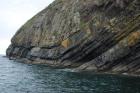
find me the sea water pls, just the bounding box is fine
[0,55,140,93]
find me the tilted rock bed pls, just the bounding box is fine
[7,0,140,75]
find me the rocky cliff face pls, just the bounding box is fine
[7,0,140,75]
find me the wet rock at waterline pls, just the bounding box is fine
[6,0,140,75]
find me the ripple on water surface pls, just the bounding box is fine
[0,56,140,93]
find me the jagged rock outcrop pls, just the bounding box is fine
[6,0,140,75]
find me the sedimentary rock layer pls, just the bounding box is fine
[7,0,140,75]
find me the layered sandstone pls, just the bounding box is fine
[7,0,140,75]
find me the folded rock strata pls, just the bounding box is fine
[6,0,140,75]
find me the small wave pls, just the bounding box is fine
[58,68,77,73]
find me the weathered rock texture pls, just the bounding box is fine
[7,0,140,75]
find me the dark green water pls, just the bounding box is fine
[0,56,140,93]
